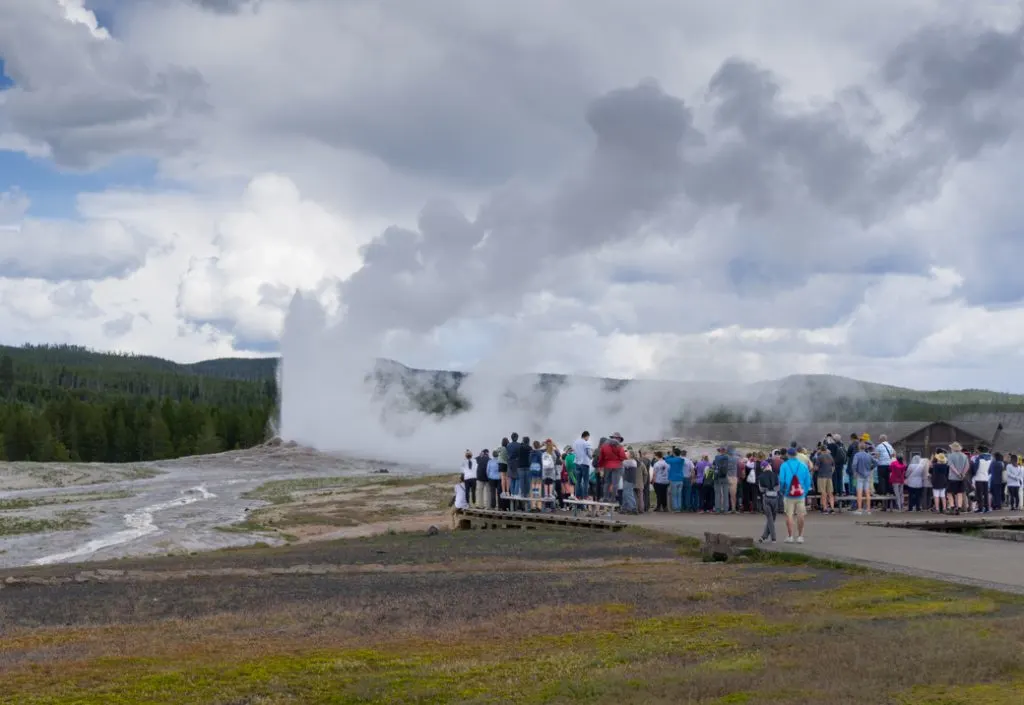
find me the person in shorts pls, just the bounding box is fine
[929,450,950,513]
[946,442,969,515]
[778,447,812,543]
[814,450,836,514]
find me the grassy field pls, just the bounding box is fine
[0,510,90,537]
[0,529,1021,704]
[0,490,135,511]
[217,473,454,538]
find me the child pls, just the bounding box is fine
[757,459,780,543]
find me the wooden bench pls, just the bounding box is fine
[825,495,897,511]
[499,493,557,512]
[563,498,618,521]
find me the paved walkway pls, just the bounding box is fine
[624,510,1024,594]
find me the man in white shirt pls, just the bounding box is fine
[875,434,896,500]
[572,431,593,500]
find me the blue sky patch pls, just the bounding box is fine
[0,59,14,90]
[0,151,160,219]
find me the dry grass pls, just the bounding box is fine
[0,529,1022,704]
[221,473,454,538]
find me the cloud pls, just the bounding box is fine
[101,311,134,338]
[0,0,207,168]
[0,191,150,280]
[3,0,1024,402]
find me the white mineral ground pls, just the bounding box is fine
[0,437,758,569]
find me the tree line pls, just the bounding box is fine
[0,345,276,463]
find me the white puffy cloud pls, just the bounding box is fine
[2,0,1024,391]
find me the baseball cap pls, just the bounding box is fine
[787,447,797,456]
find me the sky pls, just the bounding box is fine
[2,0,1024,390]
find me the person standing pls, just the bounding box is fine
[827,433,847,497]
[682,450,698,511]
[905,454,925,512]
[572,431,593,501]
[486,450,501,509]
[1006,454,1022,511]
[929,451,950,513]
[652,451,670,511]
[990,452,1006,511]
[846,433,860,497]
[666,448,685,512]
[621,450,639,514]
[851,442,874,515]
[757,458,780,543]
[712,447,732,514]
[972,446,993,514]
[875,435,895,502]
[778,447,812,543]
[599,433,627,506]
[946,442,970,516]
[517,436,532,503]
[475,449,490,508]
[497,438,511,508]
[506,433,522,501]
[726,445,741,512]
[888,455,907,512]
[462,450,477,506]
[814,449,836,514]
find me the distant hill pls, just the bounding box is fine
[0,345,278,384]
[6,345,1024,426]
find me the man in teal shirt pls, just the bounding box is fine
[778,447,812,544]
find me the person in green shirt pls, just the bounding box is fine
[563,446,577,498]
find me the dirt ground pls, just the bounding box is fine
[0,528,1021,705]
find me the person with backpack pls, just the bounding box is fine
[518,435,533,503]
[778,447,812,543]
[846,433,860,497]
[475,449,490,508]
[712,446,732,514]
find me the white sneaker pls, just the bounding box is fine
[796,536,804,544]
[852,510,862,515]
[784,537,795,543]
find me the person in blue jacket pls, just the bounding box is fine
[665,448,686,512]
[778,447,813,544]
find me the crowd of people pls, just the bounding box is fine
[453,429,1024,543]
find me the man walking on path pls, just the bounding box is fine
[778,447,812,543]
[572,431,593,500]
[757,459,780,543]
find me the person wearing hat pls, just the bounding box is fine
[778,447,812,543]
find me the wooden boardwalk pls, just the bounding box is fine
[453,508,625,532]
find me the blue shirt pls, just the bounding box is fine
[778,458,812,499]
[486,458,501,481]
[665,456,685,482]
[851,451,873,479]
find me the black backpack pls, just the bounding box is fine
[834,444,848,467]
[714,455,731,480]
